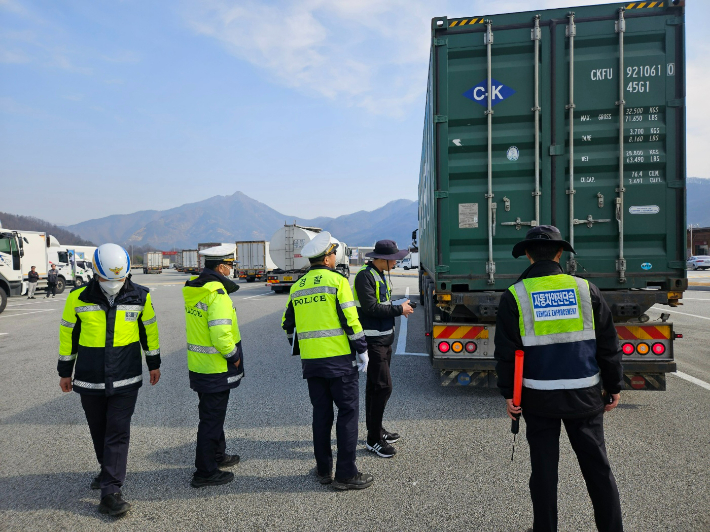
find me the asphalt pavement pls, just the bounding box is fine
[0,270,708,531]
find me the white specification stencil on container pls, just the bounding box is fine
[459,203,478,228]
[629,205,660,215]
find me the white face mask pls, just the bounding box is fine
[100,279,125,296]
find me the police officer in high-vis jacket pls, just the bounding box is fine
[281,232,373,490]
[57,243,161,517]
[183,245,244,488]
[494,226,623,532]
[353,240,413,458]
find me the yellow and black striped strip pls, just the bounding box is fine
[449,17,484,27]
[625,2,665,8]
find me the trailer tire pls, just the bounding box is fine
[247,278,255,283]
[56,277,66,294]
[0,286,7,314]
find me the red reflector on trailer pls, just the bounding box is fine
[652,342,666,355]
[465,342,477,353]
[630,376,646,389]
[438,341,450,353]
[622,343,635,355]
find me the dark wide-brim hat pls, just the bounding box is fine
[366,240,409,260]
[512,225,576,258]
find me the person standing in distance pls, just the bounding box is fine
[57,243,161,517]
[27,265,39,298]
[46,263,59,298]
[183,245,244,488]
[282,232,373,490]
[494,225,623,532]
[353,240,413,458]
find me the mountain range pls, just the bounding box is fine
[66,192,418,250]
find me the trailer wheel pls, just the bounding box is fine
[0,286,7,314]
[56,277,66,294]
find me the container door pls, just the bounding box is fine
[552,11,685,289]
[437,21,551,290]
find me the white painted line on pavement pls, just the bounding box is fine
[672,371,710,392]
[656,308,710,321]
[395,287,427,357]
[0,309,55,318]
[0,333,8,336]
[242,292,273,300]
[6,299,67,308]
[682,298,710,301]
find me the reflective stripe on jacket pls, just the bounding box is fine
[183,270,244,392]
[57,277,160,395]
[282,267,366,360]
[509,274,599,390]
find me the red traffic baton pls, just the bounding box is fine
[511,349,524,434]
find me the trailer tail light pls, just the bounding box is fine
[451,341,463,353]
[438,341,450,353]
[465,342,477,353]
[652,343,666,355]
[636,343,650,355]
[622,343,635,355]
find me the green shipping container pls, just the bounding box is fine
[418,1,685,388]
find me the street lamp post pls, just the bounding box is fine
[688,224,699,257]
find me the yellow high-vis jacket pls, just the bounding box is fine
[57,277,160,396]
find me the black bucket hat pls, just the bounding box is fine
[512,225,576,258]
[366,240,409,260]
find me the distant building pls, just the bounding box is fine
[687,227,710,256]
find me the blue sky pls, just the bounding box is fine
[1,0,707,225]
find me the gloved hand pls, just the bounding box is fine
[356,350,369,373]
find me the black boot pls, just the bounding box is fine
[98,492,131,516]
[216,454,240,468]
[332,472,374,490]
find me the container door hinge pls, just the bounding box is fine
[549,144,565,156]
[667,98,685,108]
[435,191,449,199]
[434,38,447,46]
[434,115,448,123]
[666,17,682,26]
[668,261,685,269]
[436,265,450,273]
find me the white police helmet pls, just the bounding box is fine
[93,243,131,280]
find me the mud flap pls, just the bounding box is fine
[623,373,667,391]
[440,370,496,387]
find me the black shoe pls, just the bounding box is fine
[90,473,101,490]
[311,467,332,485]
[332,472,374,490]
[217,454,240,468]
[366,438,396,458]
[98,492,131,516]
[191,470,234,488]
[383,429,400,444]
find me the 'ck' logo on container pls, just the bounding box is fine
[463,78,516,107]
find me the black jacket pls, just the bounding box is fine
[57,276,161,396]
[494,260,623,419]
[47,269,58,283]
[28,270,39,283]
[354,262,403,346]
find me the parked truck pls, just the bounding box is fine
[419,1,685,390]
[65,246,97,287]
[182,249,199,274]
[267,224,350,293]
[198,242,233,271]
[0,228,72,312]
[236,241,277,282]
[143,251,163,274]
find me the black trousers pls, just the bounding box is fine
[524,411,623,532]
[365,344,393,441]
[80,391,138,498]
[195,390,230,477]
[307,372,359,480]
[46,282,56,296]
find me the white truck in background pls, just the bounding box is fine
[267,224,350,293]
[65,245,97,287]
[235,241,276,282]
[0,227,73,312]
[198,243,234,271]
[181,249,199,274]
[144,251,163,274]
